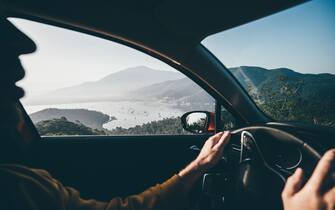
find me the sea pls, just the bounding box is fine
[23,101,184,130]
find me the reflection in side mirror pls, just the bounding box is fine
[181,111,215,134]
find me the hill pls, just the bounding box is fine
[229,66,335,125]
[108,117,190,135]
[129,66,334,111]
[35,117,107,136]
[129,77,215,111]
[30,108,112,129]
[35,116,189,136]
[26,66,183,104]
[229,66,335,98]
[127,66,334,126]
[27,65,334,107]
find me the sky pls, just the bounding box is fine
[202,0,335,74]
[9,0,335,98]
[10,18,176,96]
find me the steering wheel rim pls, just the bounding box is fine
[221,126,322,210]
[230,125,321,160]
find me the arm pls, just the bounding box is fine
[66,131,231,210]
[1,132,230,210]
[282,149,335,210]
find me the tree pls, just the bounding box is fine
[247,75,335,127]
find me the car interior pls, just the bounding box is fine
[1,0,335,210]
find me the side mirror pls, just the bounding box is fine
[181,111,215,134]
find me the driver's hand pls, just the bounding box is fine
[179,131,231,178]
[282,149,335,210]
[178,132,231,192]
[194,131,231,171]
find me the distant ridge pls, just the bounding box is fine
[52,66,183,96]
[25,66,183,105]
[229,66,335,98]
[127,66,334,114]
[25,65,334,107]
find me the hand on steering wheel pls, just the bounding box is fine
[194,131,231,171]
[179,128,327,210]
[282,149,335,210]
[179,131,231,178]
[178,131,231,192]
[193,127,323,210]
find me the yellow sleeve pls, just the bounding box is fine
[63,174,190,210]
[105,175,190,210]
[1,165,190,210]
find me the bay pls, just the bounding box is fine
[24,101,184,130]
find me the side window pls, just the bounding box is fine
[10,18,229,136]
[221,106,236,130]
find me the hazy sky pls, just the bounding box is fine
[10,0,335,98]
[202,0,335,74]
[10,18,175,96]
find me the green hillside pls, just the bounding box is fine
[35,117,190,136]
[35,117,107,136]
[31,108,112,129]
[108,117,190,135]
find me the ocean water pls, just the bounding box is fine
[24,101,184,130]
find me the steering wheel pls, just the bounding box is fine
[201,126,321,210]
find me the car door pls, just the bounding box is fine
[11,17,238,201]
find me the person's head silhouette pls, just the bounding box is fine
[0,10,36,101]
[0,7,37,163]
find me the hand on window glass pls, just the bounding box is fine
[282,149,335,210]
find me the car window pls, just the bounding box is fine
[221,106,236,130]
[9,18,231,136]
[202,0,335,127]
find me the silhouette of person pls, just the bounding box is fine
[0,13,37,164]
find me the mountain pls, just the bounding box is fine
[129,77,215,110]
[229,66,303,92]
[128,66,334,118]
[30,108,112,129]
[227,66,335,125]
[26,66,183,104]
[27,65,334,128]
[132,65,335,102]
[52,66,183,97]
[229,66,335,99]
[26,65,334,115]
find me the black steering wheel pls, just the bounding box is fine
[201,126,321,210]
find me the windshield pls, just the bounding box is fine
[202,0,335,127]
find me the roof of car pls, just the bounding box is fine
[4,0,307,44]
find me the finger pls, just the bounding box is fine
[208,132,224,143]
[325,186,335,199]
[213,131,231,151]
[324,186,335,209]
[282,168,304,199]
[305,149,335,193]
